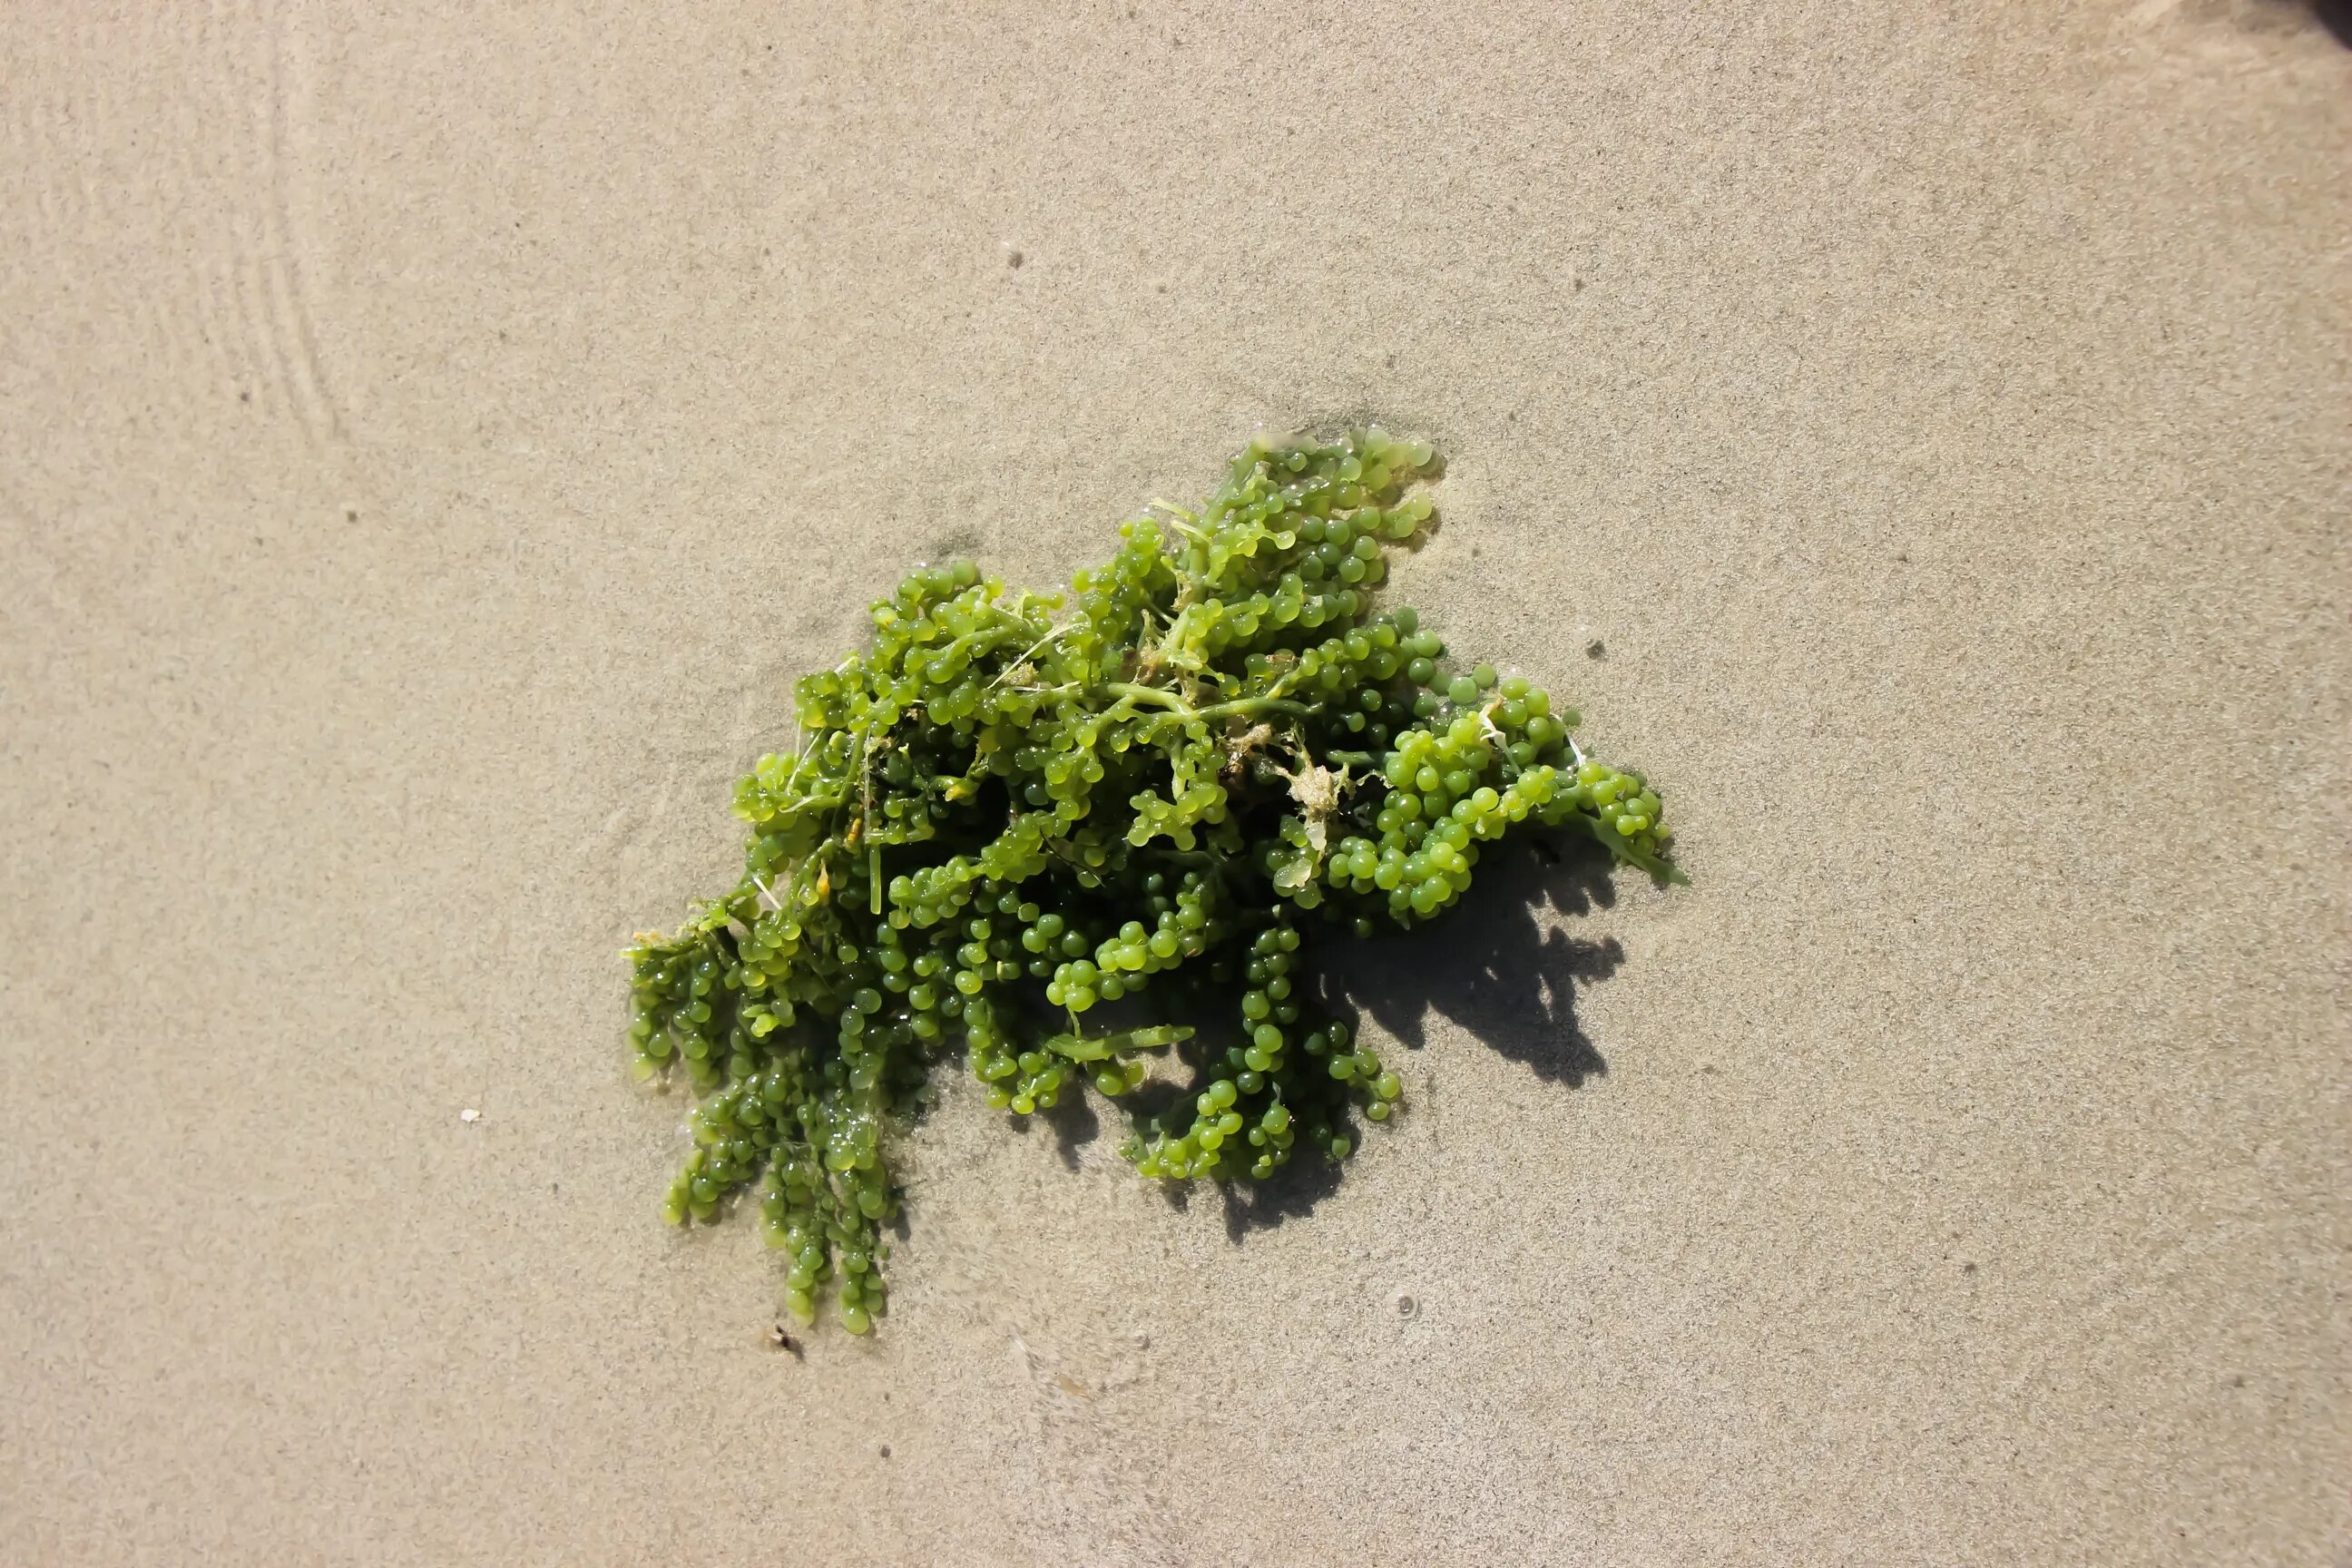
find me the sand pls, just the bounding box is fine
[3,3,2347,1563]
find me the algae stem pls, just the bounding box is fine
[1101,682,1310,725]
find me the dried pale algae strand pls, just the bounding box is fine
[623,431,1681,1333]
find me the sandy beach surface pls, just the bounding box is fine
[4,4,2346,1563]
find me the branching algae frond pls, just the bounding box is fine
[625,432,1681,1333]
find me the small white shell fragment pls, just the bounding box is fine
[459,1108,482,1123]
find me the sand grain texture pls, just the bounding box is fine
[2,3,2346,1563]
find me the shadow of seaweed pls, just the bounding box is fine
[1004,829,1636,1239]
[1214,1135,1351,1240]
[1322,834,1624,1087]
[1203,837,1628,1240]
[1004,1086,1102,1173]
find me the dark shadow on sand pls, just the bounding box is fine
[1210,835,1627,1240]
[997,828,1638,1240]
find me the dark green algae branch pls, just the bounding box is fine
[624,430,1682,1334]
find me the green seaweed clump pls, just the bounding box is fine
[624,431,1679,1333]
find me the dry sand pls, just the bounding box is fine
[3,3,2347,1563]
